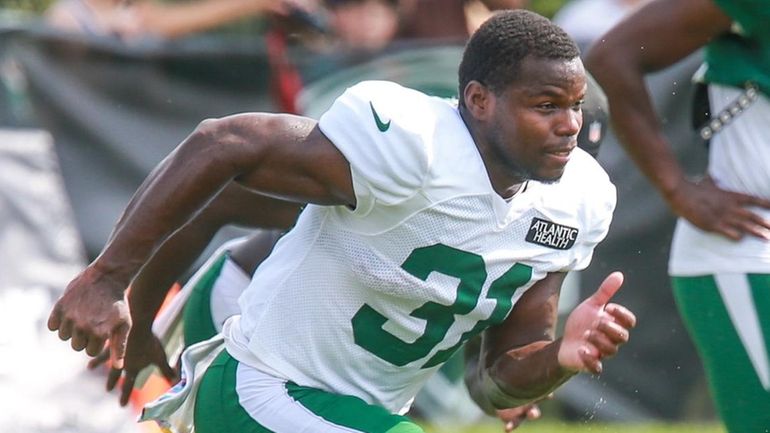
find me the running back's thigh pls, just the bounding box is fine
[194,351,424,433]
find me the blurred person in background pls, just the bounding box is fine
[321,0,399,51]
[587,0,770,431]
[44,0,319,40]
[552,0,648,51]
[44,0,137,36]
[41,0,530,115]
[398,0,528,40]
[317,0,530,52]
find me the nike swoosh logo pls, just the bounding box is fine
[369,101,391,132]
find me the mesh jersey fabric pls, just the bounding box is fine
[223,80,616,413]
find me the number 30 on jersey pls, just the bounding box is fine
[352,243,532,369]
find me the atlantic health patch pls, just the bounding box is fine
[525,217,579,250]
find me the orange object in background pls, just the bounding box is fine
[127,282,182,433]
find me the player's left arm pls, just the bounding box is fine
[465,336,546,432]
[466,271,636,409]
[128,182,300,334]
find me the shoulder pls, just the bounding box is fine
[566,149,616,212]
[318,79,454,174]
[318,81,456,208]
[539,149,616,226]
[324,80,447,133]
[529,150,615,270]
[340,80,422,101]
[565,149,614,186]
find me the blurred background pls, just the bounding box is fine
[0,0,715,432]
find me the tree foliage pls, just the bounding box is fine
[0,0,55,13]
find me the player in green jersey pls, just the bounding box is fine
[587,0,770,431]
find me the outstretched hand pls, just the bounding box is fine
[558,272,636,374]
[669,176,770,241]
[89,326,178,406]
[47,266,132,369]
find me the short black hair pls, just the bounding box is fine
[458,10,580,106]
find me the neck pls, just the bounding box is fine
[458,105,527,200]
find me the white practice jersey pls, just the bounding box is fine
[669,85,770,275]
[223,81,616,413]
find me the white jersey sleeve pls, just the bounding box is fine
[318,81,435,216]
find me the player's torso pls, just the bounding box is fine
[234,174,605,412]
[227,82,613,412]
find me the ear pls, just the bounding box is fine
[463,80,494,121]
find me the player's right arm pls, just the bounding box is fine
[48,112,356,368]
[585,0,770,240]
[93,183,301,405]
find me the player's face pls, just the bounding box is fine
[485,56,586,183]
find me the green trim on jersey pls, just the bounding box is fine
[285,383,423,433]
[195,350,274,433]
[183,253,228,346]
[672,274,770,433]
[194,350,423,433]
[706,0,770,95]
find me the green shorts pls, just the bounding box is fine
[672,273,770,433]
[194,350,425,433]
[182,253,227,346]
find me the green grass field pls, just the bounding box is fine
[423,422,726,433]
